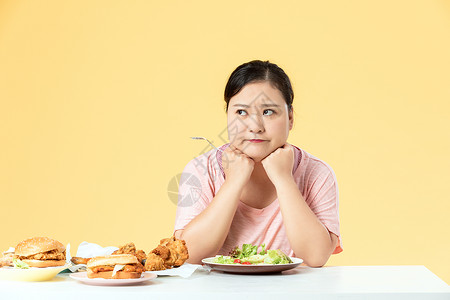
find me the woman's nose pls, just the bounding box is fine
[247,114,265,133]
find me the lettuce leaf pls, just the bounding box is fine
[213,255,235,264]
[264,249,293,264]
[13,258,29,269]
[230,243,267,259]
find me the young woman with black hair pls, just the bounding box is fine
[174,60,342,267]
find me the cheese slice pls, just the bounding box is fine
[112,264,125,277]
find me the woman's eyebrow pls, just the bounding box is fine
[232,104,280,108]
[260,103,280,108]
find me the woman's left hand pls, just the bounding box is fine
[261,144,295,186]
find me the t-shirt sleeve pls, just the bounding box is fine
[173,156,215,233]
[303,159,343,254]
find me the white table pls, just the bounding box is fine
[0,265,449,299]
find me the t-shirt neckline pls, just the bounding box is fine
[238,197,279,215]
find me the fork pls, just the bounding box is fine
[190,137,223,152]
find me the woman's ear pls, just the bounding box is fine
[288,108,294,130]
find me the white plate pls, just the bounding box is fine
[70,272,156,286]
[202,257,303,274]
[0,265,69,281]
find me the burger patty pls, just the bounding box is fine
[18,249,66,261]
[91,263,145,273]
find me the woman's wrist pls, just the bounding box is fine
[272,174,296,192]
[222,177,246,196]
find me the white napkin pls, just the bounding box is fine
[3,247,15,254]
[146,263,202,278]
[75,242,118,257]
[65,243,71,264]
[68,242,118,272]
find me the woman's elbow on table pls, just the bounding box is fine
[174,229,209,264]
[303,256,329,268]
[300,233,339,267]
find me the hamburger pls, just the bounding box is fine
[15,237,66,268]
[87,254,145,279]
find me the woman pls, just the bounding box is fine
[174,60,342,267]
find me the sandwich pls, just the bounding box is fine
[86,254,144,279]
[0,248,15,267]
[15,237,66,268]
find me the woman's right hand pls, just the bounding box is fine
[222,144,255,186]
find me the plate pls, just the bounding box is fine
[201,257,303,274]
[70,272,157,286]
[0,265,69,281]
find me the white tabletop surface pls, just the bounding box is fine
[0,265,449,299]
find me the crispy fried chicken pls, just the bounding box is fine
[145,253,166,271]
[144,236,189,271]
[152,245,170,260]
[112,242,146,264]
[71,257,91,265]
[17,249,66,261]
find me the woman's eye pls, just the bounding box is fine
[263,109,274,116]
[237,110,247,116]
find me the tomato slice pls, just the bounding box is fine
[233,259,241,264]
[241,261,252,265]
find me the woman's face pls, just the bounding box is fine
[227,81,293,162]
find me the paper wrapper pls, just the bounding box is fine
[3,247,15,255]
[67,242,118,272]
[146,263,203,278]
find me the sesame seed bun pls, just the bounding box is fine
[21,259,66,268]
[15,237,65,257]
[86,270,142,279]
[87,254,139,268]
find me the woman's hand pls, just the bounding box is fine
[261,144,294,187]
[222,145,255,186]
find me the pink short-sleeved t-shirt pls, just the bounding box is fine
[174,144,343,257]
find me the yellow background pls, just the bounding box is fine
[1,0,449,283]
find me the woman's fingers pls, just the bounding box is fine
[222,144,253,169]
[281,143,292,150]
[228,144,244,155]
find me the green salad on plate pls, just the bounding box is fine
[213,244,292,265]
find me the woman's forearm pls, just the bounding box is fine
[275,179,337,267]
[179,180,243,263]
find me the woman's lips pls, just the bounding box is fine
[247,139,266,143]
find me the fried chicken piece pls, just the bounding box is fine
[71,257,91,265]
[144,236,189,271]
[151,245,170,260]
[90,263,144,273]
[135,250,147,264]
[145,253,166,271]
[159,237,172,246]
[17,249,66,261]
[123,262,145,273]
[113,242,146,264]
[113,242,137,255]
[158,236,189,268]
[169,239,189,267]
[163,250,177,267]
[90,266,114,273]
